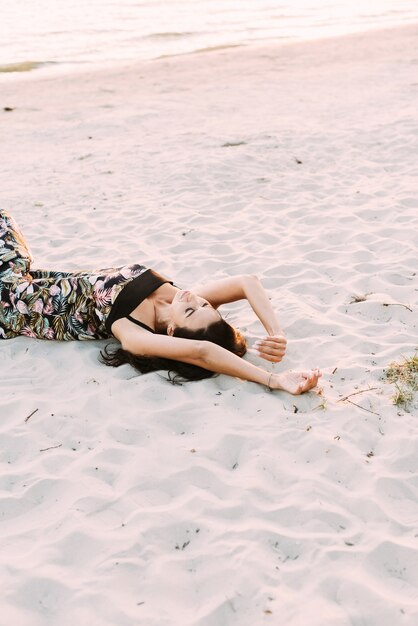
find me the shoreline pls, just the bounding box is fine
[1,21,418,84]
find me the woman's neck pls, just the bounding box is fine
[152,283,179,333]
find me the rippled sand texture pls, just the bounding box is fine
[1,24,417,626]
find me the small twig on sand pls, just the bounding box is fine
[24,408,39,422]
[347,399,380,416]
[338,387,378,402]
[382,302,413,312]
[39,443,62,452]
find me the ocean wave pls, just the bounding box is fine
[155,43,244,60]
[142,31,199,40]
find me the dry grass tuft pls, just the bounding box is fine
[349,294,369,304]
[385,354,418,411]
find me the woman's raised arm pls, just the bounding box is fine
[196,274,287,363]
[199,341,320,394]
[115,320,205,365]
[116,322,320,395]
[196,275,282,333]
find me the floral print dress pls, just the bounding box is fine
[0,210,148,340]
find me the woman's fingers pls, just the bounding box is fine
[262,353,284,363]
[254,338,287,351]
[257,346,286,356]
[248,348,283,363]
[299,369,321,391]
[254,336,287,348]
[253,336,287,362]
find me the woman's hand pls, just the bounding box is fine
[251,334,287,363]
[269,369,322,394]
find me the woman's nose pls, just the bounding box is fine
[188,292,199,305]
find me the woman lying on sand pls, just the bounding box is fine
[0,210,321,394]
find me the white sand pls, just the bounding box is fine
[1,23,418,626]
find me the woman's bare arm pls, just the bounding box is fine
[240,274,283,336]
[116,320,272,381]
[196,274,287,363]
[117,323,319,394]
[196,274,282,334]
[115,320,205,363]
[200,341,320,394]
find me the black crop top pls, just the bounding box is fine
[105,268,174,335]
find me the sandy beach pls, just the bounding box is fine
[1,23,417,626]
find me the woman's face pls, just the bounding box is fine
[167,289,220,334]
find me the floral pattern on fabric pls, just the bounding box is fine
[0,210,147,340]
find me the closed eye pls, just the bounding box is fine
[185,303,210,317]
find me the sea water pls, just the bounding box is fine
[1,0,417,73]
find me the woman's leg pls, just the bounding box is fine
[0,211,34,338]
[0,210,33,283]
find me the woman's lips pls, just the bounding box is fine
[176,290,190,302]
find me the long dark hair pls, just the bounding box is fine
[100,318,247,384]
